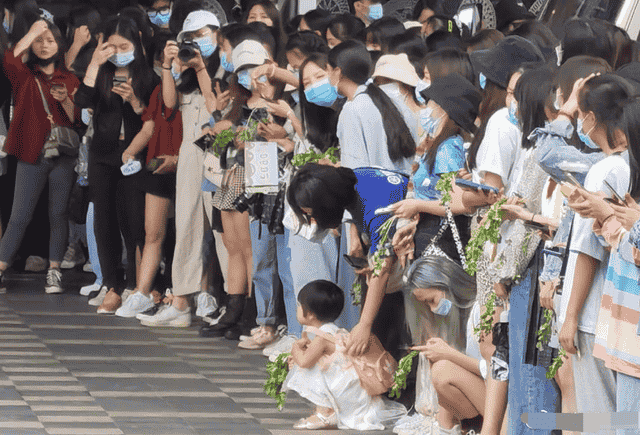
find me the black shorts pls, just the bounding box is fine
[139,169,176,199]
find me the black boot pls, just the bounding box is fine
[224,294,257,341]
[199,294,245,337]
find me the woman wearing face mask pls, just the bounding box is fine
[142,0,173,30]
[136,10,220,327]
[75,16,158,314]
[0,19,81,293]
[352,0,384,26]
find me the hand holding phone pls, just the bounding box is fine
[603,180,625,205]
[343,254,369,270]
[455,178,499,195]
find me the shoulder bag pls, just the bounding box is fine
[34,78,80,157]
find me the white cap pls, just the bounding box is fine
[373,53,420,87]
[177,10,220,42]
[231,40,270,72]
[403,20,422,30]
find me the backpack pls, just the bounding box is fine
[306,326,398,396]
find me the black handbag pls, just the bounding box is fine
[35,78,80,157]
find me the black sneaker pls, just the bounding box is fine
[44,268,63,294]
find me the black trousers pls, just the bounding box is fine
[89,161,145,293]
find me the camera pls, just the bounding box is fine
[178,40,199,62]
[232,192,256,213]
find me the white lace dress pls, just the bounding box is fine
[283,323,407,430]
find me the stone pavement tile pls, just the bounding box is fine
[122,361,202,375]
[74,377,156,392]
[93,397,171,413]
[162,396,246,413]
[112,417,197,435]
[186,419,271,435]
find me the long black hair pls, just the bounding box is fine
[65,5,101,78]
[299,53,339,152]
[623,97,640,198]
[95,16,155,107]
[287,163,358,230]
[325,13,366,46]
[514,64,556,150]
[329,40,415,162]
[25,20,67,72]
[285,30,329,57]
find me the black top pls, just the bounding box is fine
[413,212,471,265]
[75,75,159,166]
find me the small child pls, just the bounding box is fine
[283,280,406,431]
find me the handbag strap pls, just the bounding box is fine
[34,78,55,127]
[421,203,467,269]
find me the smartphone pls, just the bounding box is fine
[603,180,625,204]
[50,83,65,92]
[146,157,165,172]
[343,254,369,270]
[113,76,127,87]
[562,171,583,188]
[523,220,550,232]
[194,134,214,151]
[455,178,499,195]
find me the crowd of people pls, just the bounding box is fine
[0,0,640,433]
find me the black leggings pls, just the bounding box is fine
[89,161,145,293]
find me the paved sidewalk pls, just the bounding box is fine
[0,270,395,435]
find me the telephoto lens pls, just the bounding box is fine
[178,40,199,62]
[232,193,254,213]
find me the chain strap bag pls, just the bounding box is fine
[34,78,80,158]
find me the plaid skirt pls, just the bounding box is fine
[212,164,245,211]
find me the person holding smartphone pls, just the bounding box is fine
[0,18,81,294]
[74,16,158,313]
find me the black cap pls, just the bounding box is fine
[470,35,545,89]
[494,0,535,31]
[420,74,482,134]
[617,62,640,95]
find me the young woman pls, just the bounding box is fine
[0,19,81,293]
[325,13,366,50]
[138,10,220,327]
[244,0,286,65]
[75,16,158,313]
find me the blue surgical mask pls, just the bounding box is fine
[2,20,10,35]
[420,107,443,138]
[415,79,430,105]
[304,77,339,107]
[148,9,171,27]
[193,35,217,59]
[507,101,519,127]
[237,69,252,90]
[171,64,181,81]
[220,52,234,73]
[81,108,91,126]
[368,3,383,21]
[577,117,599,150]
[479,72,486,90]
[109,50,135,67]
[291,90,300,105]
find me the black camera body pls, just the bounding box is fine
[178,40,199,62]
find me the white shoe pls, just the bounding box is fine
[239,326,262,341]
[264,335,297,361]
[88,286,109,306]
[136,303,166,321]
[121,289,134,303]
[139,305,191,327]
[82,262,93,273]
[44,268,63,294]
[80,282,101,297]
[60,244,86,269]
[195,292,218,318]
[115,292,155,318]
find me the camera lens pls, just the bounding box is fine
[232,193,251,213]
[178,41,198,62]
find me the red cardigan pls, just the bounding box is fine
[142,84,183,164]
[3,49,81,163]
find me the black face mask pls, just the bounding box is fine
[33,54,57,67]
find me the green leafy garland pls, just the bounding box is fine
[291,147,339,167]
[435,172,456,205]
[264,352,291,410]
[464,198,507,276]
[536,308,554,351]
[351,280,362,306]
[210,128,235,157]
[389,351,419,399]
[238,118,269,143]
[546,348,566,380]
[372,217,397,278]
[474,292,497,338]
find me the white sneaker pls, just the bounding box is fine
[136,303,167,321]
[44,268,63,294]
[82,262,93,273]
[239,326,262,341]
[264,335,297,361]
[115,292,155,318]
[139,305,191,327]
[195,292,218,318]
[60,244,86,269]
[88,286,109,306]
[80,282,101,297]
[121,289,134,303]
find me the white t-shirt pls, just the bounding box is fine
[558,152,630,334]
[466,301,487,380]
[473,107,522,189]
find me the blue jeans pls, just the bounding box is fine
[335,223,362,331]
[617,371,640,435]
[508,265,560,435]
[250,221,293,329]
[85,202,102,286]
[288,230,340,337]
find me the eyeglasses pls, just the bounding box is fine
[148,8,171,18]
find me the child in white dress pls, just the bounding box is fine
[283,280,407,430]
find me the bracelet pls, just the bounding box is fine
[529,212,536,223]
[557,110,574,120]
[269,64,277,78]
[161,65,171,70]
[195,67,206,74]
[602,213,616,225]
[286,110,294,119]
